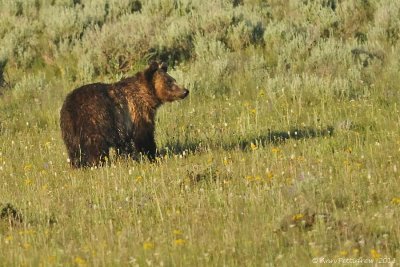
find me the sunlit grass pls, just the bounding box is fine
[1,0,400,266]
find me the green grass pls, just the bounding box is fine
[1,0,400,266]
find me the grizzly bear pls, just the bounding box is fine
[60,61,189,168]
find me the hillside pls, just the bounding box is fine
[0,0,399,265]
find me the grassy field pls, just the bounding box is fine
[1,0,400,266]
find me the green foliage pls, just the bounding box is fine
[1,0,400,266]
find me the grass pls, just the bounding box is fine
[1,0,400,266]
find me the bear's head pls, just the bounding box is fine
[145,61,189,103]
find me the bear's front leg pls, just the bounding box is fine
[134,132,157,161]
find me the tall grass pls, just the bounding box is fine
[1,0,400,266]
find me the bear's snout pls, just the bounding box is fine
[181,89,189,99]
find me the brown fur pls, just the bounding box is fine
[60,62,189,168]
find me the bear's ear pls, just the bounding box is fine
[160,62,168,72]
[144,61,159,80]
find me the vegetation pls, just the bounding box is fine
[1,0,400,265]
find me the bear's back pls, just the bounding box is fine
[64,83,110,107]
[60,83,118,138]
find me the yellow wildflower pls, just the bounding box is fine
[250,142,257,151]
[245,175,261,182]
[24,178,32,185]
[174,239,186,246]
[143,242,154,250]
[24,164,32,171]
[352,248,359,256]
[391,197,400,205]
[223,157,231,165]
[292,213,304,221]
[370,249,380,259]
[74,256,87,267]
[173,229,182,235]
[245,175,254,181]
[19,229,36,235]
[271,147,280,154]
[338,250,348,256]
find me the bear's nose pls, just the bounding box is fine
[182,89,189,98]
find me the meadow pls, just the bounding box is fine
[0,0,400,266]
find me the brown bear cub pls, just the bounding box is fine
[60,61,189,168]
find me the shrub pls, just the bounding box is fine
[0,17,42,69]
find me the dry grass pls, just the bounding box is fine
[1,0,400,266]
